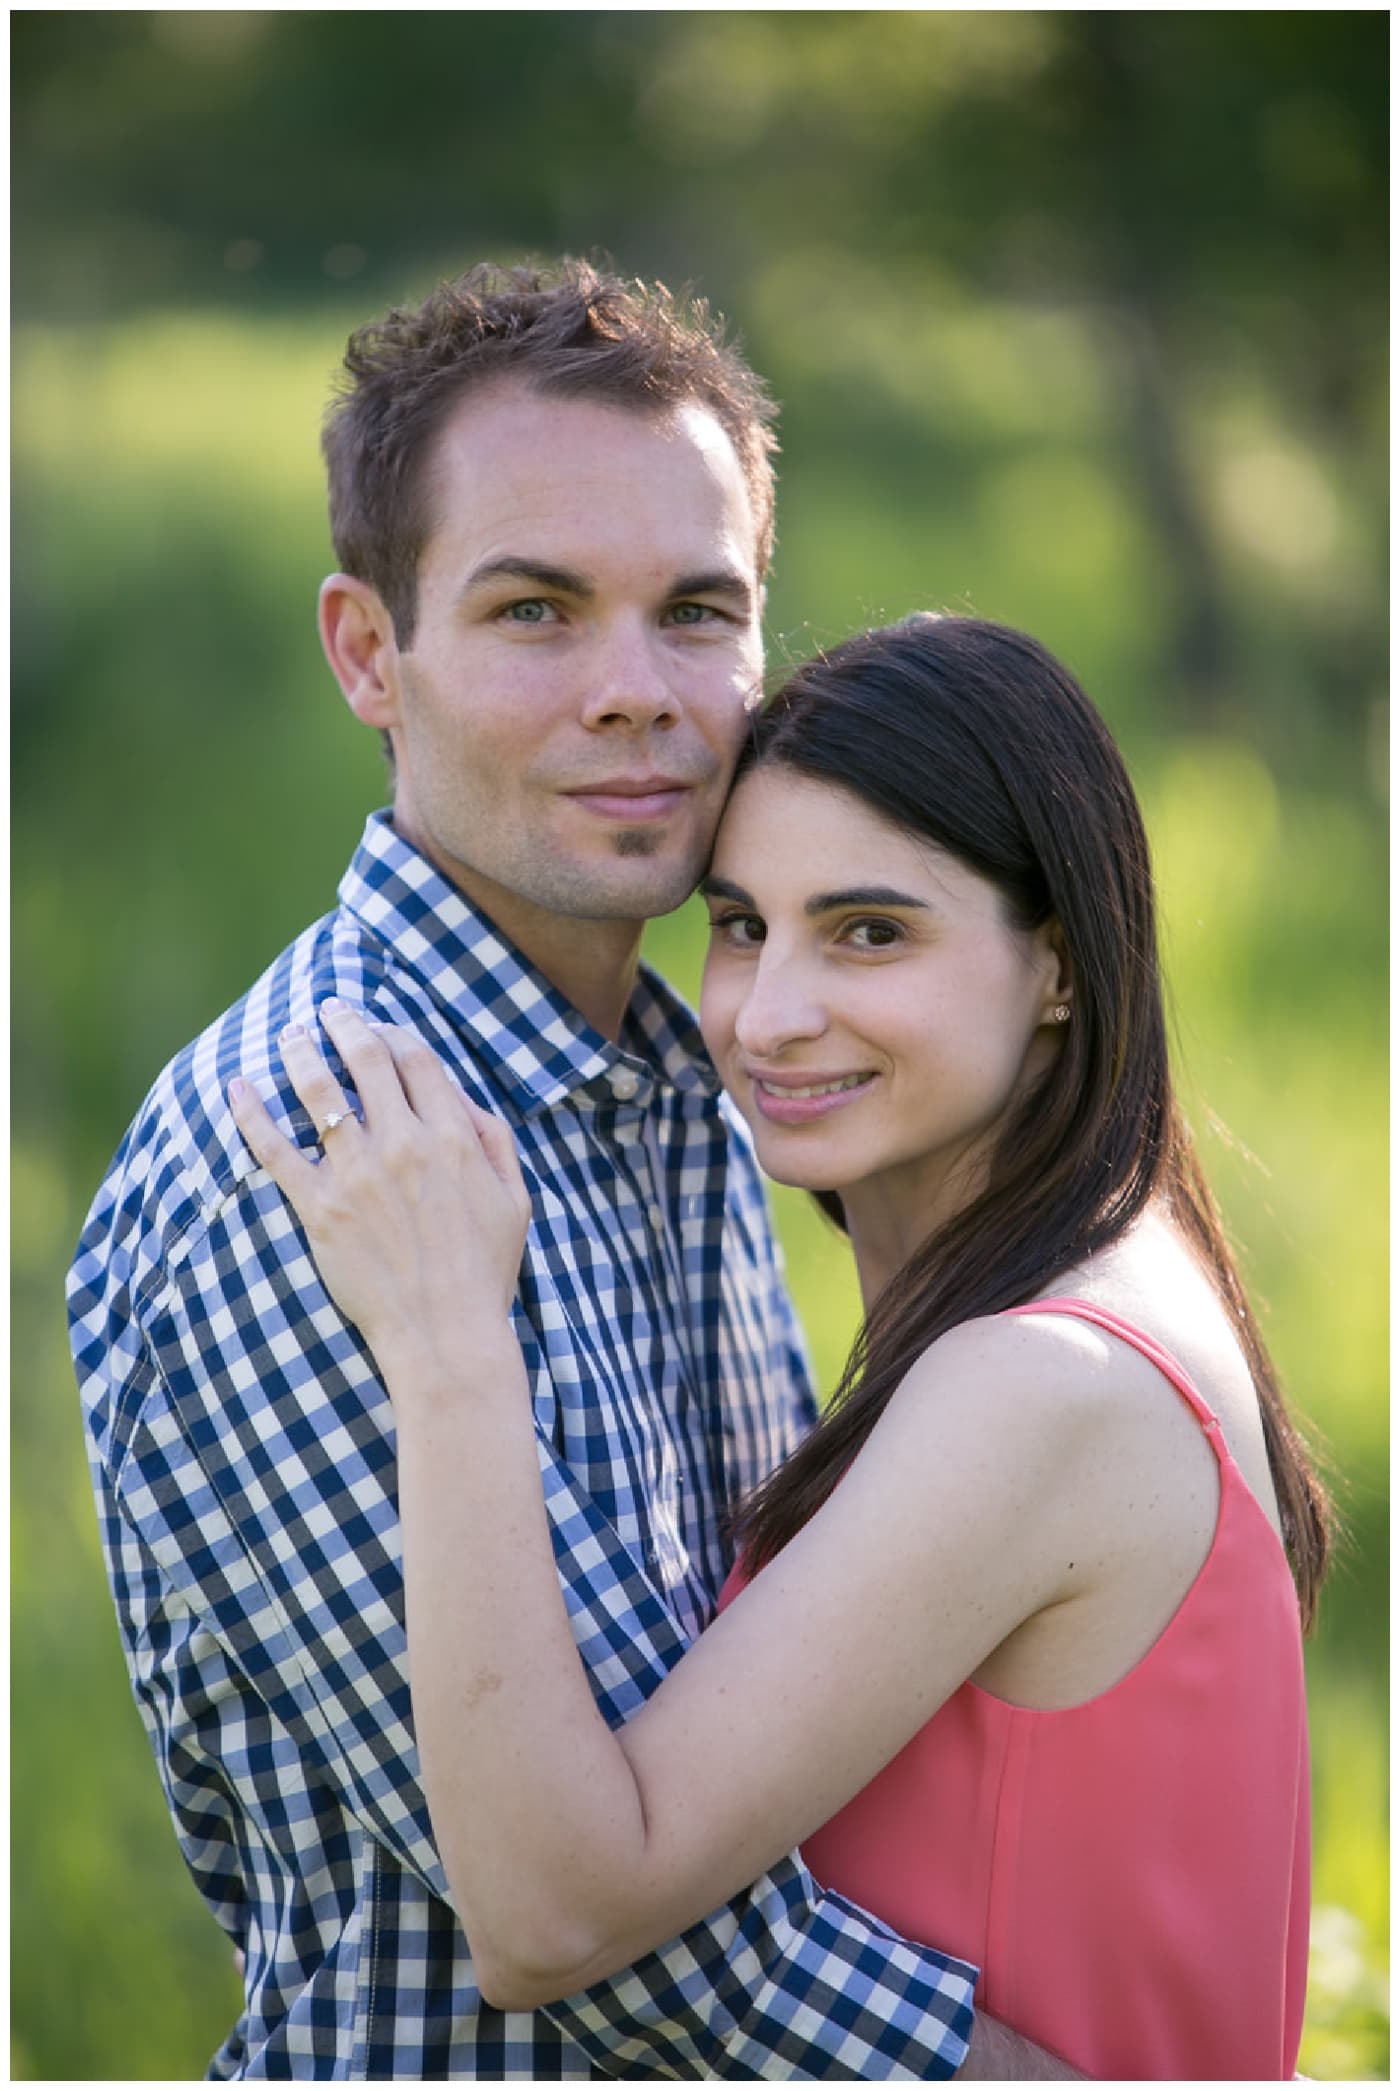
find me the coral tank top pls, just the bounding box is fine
[721,1298,1311,2080]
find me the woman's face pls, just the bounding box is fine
[699,766,1067,1235]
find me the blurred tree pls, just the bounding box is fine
[13,12,1386,772]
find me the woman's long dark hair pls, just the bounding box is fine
[732,615,1331,1626]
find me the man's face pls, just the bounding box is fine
[376,382,764,948]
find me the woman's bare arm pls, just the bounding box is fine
[230,1003,1103,2008]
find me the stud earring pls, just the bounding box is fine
[1052,1004,1071,1024]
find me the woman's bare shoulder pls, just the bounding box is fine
[879,1238,1231,1502]
[890,1301,1133,1437]
[852,1312,1130,1575]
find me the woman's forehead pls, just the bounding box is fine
[713,765,997,911]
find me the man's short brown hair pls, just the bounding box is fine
[322,257,780,646]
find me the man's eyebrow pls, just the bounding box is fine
[456,559,755,612]
[458,557,595,599]
[671,568,755,612]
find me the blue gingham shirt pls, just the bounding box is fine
[68,812,977,2079]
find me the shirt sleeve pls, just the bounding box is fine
[72,1158,976,2079]
[542,1864,976,2076]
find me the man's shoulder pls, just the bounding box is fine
[81,904,381,1255]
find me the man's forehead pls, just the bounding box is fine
[419,380,761,573]
[429,377,730,469]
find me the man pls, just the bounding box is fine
[69,260,1066,2079]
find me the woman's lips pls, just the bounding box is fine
[748,1072,877,1125]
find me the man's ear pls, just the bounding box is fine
[319,574,402,731]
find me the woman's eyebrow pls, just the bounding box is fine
[804,885,930,915]
[700,877,931,915]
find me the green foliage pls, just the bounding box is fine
[13,14,1385,2079]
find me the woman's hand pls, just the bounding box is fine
[228,999,531,1378]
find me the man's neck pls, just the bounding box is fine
[504,911,645,1044]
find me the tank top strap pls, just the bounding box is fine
[1002,1295,1226,1447]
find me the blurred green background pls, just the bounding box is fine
[13,12,1387,2079]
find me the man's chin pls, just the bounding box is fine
[594,838,710,917]
[530,863,703,925]
[611,825,667,861]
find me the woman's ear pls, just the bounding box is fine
[1036,919,1074,1027]
[319,574,403,732]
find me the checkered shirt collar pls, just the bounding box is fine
[338,810,723,1116]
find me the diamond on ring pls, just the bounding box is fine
[318,1110,352,1142]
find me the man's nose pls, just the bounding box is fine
[579,620,681,732]
[733,950,828,1058]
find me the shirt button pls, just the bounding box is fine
[608,1066,641,1102]
[647,1205,665,1233]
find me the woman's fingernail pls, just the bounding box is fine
[280,1022,306,1042]
[228,1078,248,1102]
[322,997,348,1014]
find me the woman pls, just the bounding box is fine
[230,615,1327,2079]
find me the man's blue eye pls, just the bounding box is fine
[505,601,550,622]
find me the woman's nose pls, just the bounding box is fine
[732,953,828,1059]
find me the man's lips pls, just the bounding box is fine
[563,777,697,821]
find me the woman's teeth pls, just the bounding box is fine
[758,1074,870,1100]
